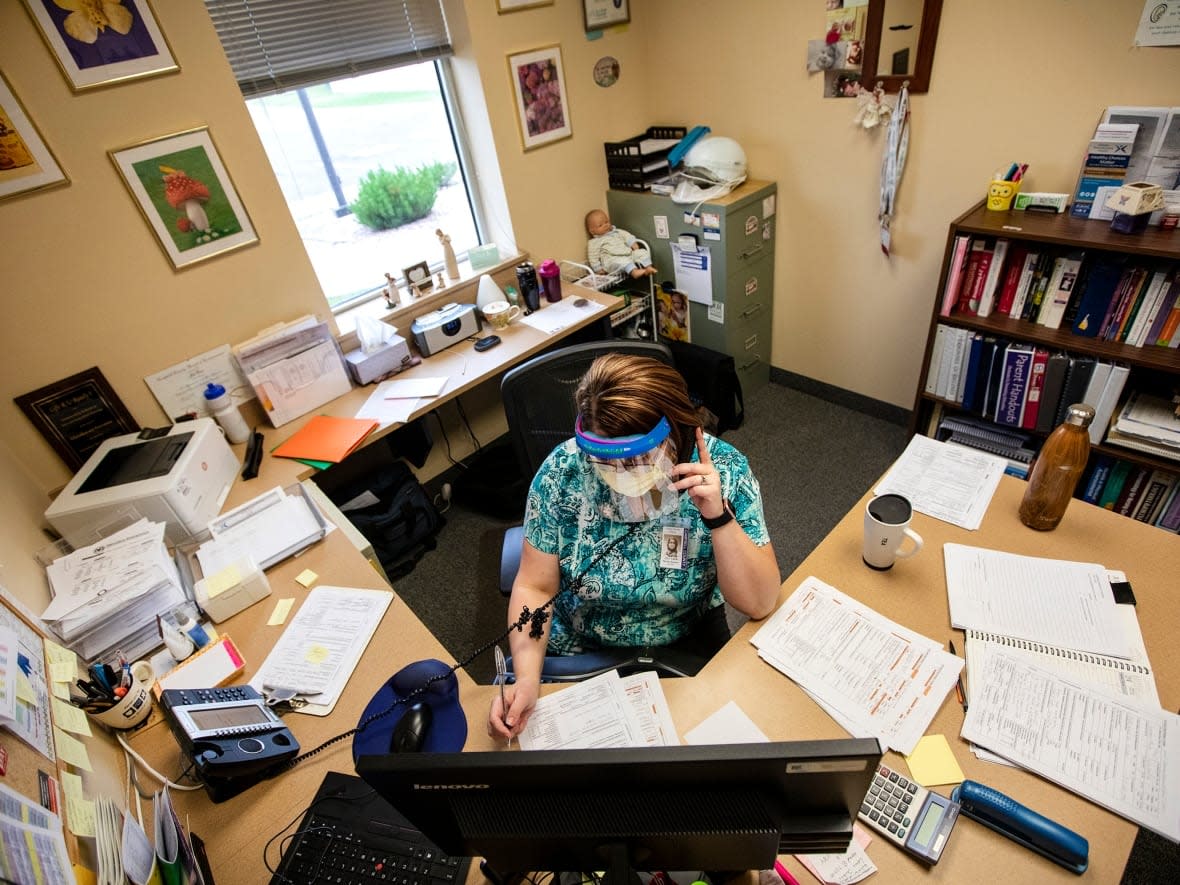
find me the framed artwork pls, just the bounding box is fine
[583,0,630,32]
[402,261,433,294]
[109,127,258,271]
[21,0,178,92]
[15,367,139,471]
[656,286,691,343]
[496,0,553,12]
[507,45,572,152]
[0,71,68,201]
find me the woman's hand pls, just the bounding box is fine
[488,677,538,741]
[672,427,725,520]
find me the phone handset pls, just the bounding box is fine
[950,780,1089,874]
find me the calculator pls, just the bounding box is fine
[857,763,960,864]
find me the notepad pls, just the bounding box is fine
[272,415,379,463]
[156,635,246,693]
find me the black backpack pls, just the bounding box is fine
[333,460,445,580]
[667,340,746,434]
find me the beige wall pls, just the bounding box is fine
[2,0,1178,504]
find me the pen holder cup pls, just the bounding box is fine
[986,179,1021,211]
[86,674,152,731]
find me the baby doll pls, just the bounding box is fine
[585,209,657,279]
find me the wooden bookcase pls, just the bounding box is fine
[911,200,1180,521]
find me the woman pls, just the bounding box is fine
[489,353,780,741]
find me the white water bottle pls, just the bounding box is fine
[203,382,250,444]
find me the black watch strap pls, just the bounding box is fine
[702,498,735,529]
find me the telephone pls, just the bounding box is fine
[159,684,299,802]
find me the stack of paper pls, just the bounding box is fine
[197,485,327,576]
[944,544,1180,841]
[1106,391,1180,461]
[41,520,186,664]
[750,577,963,755]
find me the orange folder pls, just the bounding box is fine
[272,415,379,463]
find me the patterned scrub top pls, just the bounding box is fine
[523,433,771,654]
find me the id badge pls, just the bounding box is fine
[659,518,690,570]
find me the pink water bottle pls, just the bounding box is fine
[538,259,562,303]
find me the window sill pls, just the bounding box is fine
[332,252,526,353]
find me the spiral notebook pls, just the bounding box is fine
[965,622,1159,710]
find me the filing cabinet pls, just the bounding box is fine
[606,179,777,393]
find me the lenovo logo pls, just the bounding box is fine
[413,783,490,790]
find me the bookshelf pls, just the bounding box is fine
[911,200,1180,527]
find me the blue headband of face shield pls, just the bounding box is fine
[574,415,671,459]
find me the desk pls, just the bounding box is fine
[227,283,619,508]
[127,475,1177,884]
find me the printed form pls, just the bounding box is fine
[874,434,1006,530]
[518,670,678,750]
[944,544,1134,658]
[750,577,962,755]
[961,648,1180,841]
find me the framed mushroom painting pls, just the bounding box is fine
[109,127,257,270]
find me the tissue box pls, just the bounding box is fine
[1105,182,1165,216]
[195,558,271,623]
[344,334,411,384]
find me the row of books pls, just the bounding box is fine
[1080,456,1180,532]
[939,236,1180,347]
[925,325,1131,443]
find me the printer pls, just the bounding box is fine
[45,418,238,548]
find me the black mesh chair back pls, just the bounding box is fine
[500,340,674,478]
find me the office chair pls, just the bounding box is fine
[497,339,713,683]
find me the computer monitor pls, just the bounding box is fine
[356,738,881,883]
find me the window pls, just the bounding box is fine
[205,1,483,311]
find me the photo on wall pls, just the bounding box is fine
[0,70,68,201]
[507,45,572,151]
[21,0,178,91]
[109,127,258,270]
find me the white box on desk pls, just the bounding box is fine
[194,556,272,623]
[344,334,411,385]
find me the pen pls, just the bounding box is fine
[774,859,802,885]
[494,646,511,748]
[949,639,968,712]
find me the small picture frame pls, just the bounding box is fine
[657,286,691,344]
[0,70,69,201]
[496,0,554,12]
[507,45,572,152]
[21,0,179,92]
[583,0,630,32]
[15,367,139,471]
[109,126,258,271]
[403,261,433,295]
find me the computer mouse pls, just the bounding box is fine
[390,701,432,753]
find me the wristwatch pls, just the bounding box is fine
[702,498,736,530]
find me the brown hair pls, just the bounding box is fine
[575,354,699,460]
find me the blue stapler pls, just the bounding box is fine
[950,780,1089,874]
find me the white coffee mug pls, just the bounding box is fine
[482,300,520,331]
[863,493,923,570]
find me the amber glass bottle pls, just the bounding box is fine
[1019,404,1095,530]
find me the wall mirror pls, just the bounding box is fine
[860,0,943,94]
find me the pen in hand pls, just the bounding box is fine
[494,646,512,747]
[949,639,968,712]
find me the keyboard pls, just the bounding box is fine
[270,771,470,885]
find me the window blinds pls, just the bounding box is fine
[204,0,452,97]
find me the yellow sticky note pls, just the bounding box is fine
[296,569,318,588]
[51,698,93,737]
[44,637,77,672]
[61,770,97,838]
[206,564,242,599]
[903,734,965,787]
[53,726,93,771]
[51,679,72,701]
[268,598,296,626]
[51,660,79,684]
[15,672,36,704]
[304,644,329,664]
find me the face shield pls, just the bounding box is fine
[575,415,681,523]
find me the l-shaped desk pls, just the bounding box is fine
[126,461,1179,884]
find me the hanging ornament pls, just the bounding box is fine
[852,82,892,130]
[879,81,910,257]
